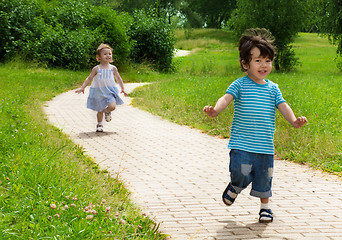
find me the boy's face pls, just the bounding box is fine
[242,47,272,84]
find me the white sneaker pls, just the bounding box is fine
[96,124,103,132]
[105,111,112,122]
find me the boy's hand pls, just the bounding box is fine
[292,116,308,128]
[203,106,219,118]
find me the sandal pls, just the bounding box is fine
[259,209,273,223]
[105,111,112,122]
[222,182,238,206]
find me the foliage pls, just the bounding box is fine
[229,0,306,71]
[318,0,342,70]
[302,0,323,32]
[186,0,236,28]
[87,5,133,66]
[129,9,175,72]
[0,60,166,239]
[0,0,175,71]
[0,0,129,70]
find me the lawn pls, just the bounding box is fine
[0,61,166,239]
[131,30,342,175]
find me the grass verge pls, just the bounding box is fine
[0,61,166,239]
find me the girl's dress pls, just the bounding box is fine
[87,65,124,112]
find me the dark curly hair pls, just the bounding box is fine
[238,28,276,72]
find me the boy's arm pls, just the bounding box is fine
[278,102,308,128]
[203,93,234,118]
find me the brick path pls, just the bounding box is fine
[44,83,342,240]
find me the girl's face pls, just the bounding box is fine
[98,48,113,63]
[242,47,272,84]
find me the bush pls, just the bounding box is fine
[29,24,97,69]
[88,6,132,67]
[129,9,175,72]
[0,0,132,70]
[0,0,45,61]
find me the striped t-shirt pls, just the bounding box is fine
[226,76,286,155]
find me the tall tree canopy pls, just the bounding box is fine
[187,0,236,28]
[229,0,306,71]
[319,0,342,69]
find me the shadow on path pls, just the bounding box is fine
[78,131,118,139]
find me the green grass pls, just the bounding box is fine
[1,29,341,239]
[0,61,166,239]
[131,30,342,176]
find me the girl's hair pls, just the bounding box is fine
[238,28,276,72]
[96,43,113,62]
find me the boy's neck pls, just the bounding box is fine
[248,75,267,85]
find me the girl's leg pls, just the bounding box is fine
[104,102,116,122]
[96,110,105,132]
[106,102,116,112]
[97,110,104,123]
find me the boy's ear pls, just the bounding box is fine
[241,60,248,71]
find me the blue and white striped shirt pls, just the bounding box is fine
[226,76,286,155]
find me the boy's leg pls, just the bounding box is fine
[259,197,273,223]
[223,149,253,206]
[250,153,274,223]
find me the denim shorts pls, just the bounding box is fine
[229,149,274,198]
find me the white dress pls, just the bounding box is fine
[87,65,124,112]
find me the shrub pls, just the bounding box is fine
[88,6,132,67]
[29,24,97,69]
[0,0,45,61]
[0,0,132,70]
[129,9,175,72]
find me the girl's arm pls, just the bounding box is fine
[75,67,97,94]
[113,66,128,96]
[203,93,234,118]
[278,102,308,128]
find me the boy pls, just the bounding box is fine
[203,28,307,223]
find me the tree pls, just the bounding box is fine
[229,0,307,71]
[117,0,181,23]
[187,0,236,28]
[319,0,342,69]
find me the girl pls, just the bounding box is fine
[76,43,128,132]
